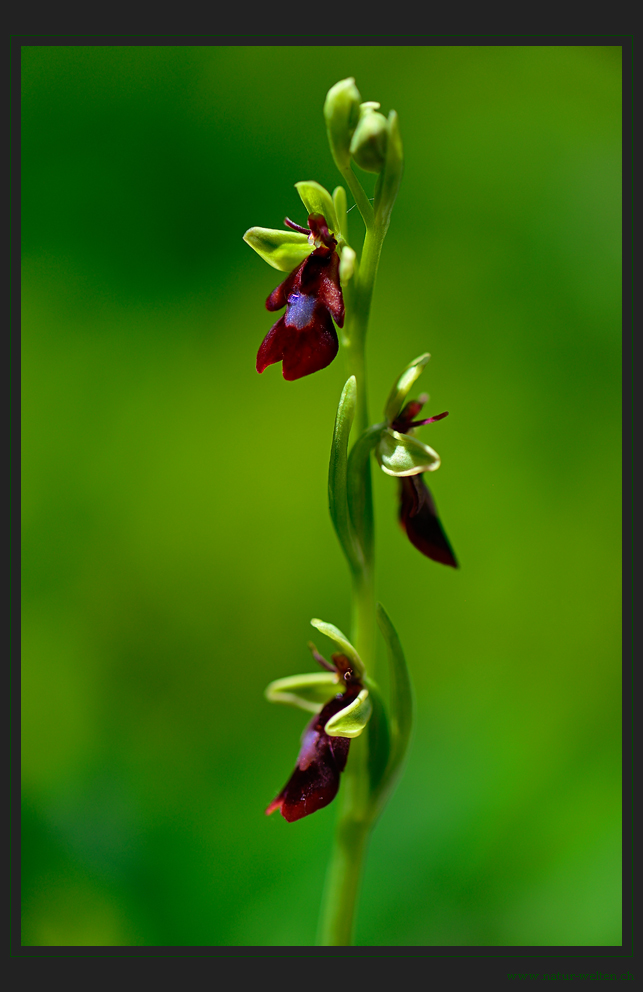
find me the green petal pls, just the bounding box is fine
[324,688,372,738]
[265,672,339,714]
[243,227,311,272]
[383,352,431,423]
[295,181,339,235]
[339,245,356,283]
[376,428,440,477]
[332,185,348,242]
[309,618,364,677]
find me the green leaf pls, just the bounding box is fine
[265,672,339,714]
[295,181,339,235]
[324,688,372,738]
[372,603,413,816]
[383,352,431,424]
[328,377,363,575]
[364,678,391,797]
[243,227,311,272]
[376,428,440,477]
[346,423,386,563]
[332,185,348,243]
[309,619,364,677]
[375,109,403,231]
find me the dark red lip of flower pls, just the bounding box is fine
[399,474,458,568]
[266,652,360,823]
[393,396,458,569]
[256,213,345,381]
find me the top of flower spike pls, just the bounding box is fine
[324,77,403,229]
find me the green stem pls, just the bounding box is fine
[316,785,371,946]
[339,164,374,231]
[318,207,387,947]
[343,225,386,436]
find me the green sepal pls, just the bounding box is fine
[265,672,339,714]
[324,688,372,738]
[309,618,364,677]
[376,428,441,477]
[374,109,403,231]
[371,603,413,817]
[328,377,363,575]
[295,181,339,236]
[383,352,431,424]
[332,185,348,242]
[243,227,311,272]
[324,77,362,170]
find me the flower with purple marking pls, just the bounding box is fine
[244,180,353,382]
[256,213,344,381]
[265,628,371,823]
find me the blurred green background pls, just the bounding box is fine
[21,45,621,946]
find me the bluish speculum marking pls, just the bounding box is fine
[287,293,317,330]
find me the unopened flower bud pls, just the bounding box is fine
[350,104,389,173]
[324,77,362,169]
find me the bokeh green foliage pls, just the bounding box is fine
[21,45,621,946]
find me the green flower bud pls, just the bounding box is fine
[324,77,362,169]
[350,104,389,174]
[375,109,404,229]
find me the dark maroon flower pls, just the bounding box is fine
[266,653,360,823]
[256,214,344,381]
[393,398,458,568]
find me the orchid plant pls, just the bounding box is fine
[244,78,457,946]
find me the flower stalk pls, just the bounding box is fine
[246,77,456,948]
[317,94,397,946]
